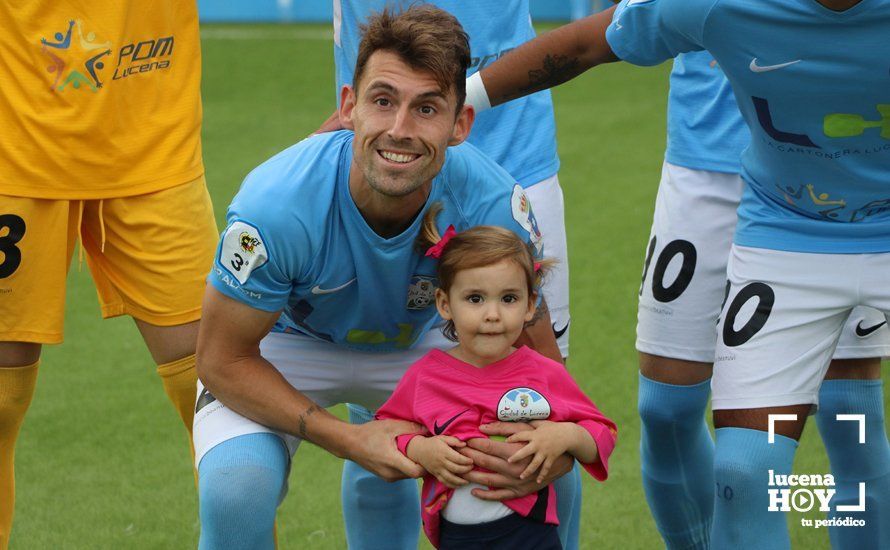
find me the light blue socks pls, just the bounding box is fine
[554,462,582,550]
[638,374,714,549]
[198,433,289,550]
[342,404,421,550]
[712,427,798,550]
[816,379,890,549]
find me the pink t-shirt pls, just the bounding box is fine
[376,346,617,547]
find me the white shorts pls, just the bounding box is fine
[712,245,890,410]
[193,329,451,466]
[636,162,890,363]
[525,174,570,357]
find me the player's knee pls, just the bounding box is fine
[199,464,282,535]
[198,434,286,545]
[0,342,41,368]
[638,377,709,431]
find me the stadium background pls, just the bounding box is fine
[11,4,888,548]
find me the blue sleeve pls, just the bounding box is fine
[208,189,307,313]
[605,0,718,66]
[446,145,544,257]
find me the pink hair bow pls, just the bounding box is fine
[425,225,457,259]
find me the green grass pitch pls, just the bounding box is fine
[10,24,887,548]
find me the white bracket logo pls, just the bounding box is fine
[766,413,866,512]
[766,413,865,444]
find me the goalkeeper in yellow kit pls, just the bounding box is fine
[0,3,217,547]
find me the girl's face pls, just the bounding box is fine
[435,259,536,367]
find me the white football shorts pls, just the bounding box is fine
[636,162,889,363]
[193,329,451,466]
[712,245,890,410]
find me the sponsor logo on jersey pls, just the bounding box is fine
[511,185,543,253]
[111,36,174,81]
[219,220,268,285]
[754,98,890,150]
[497,387,551,421]
[406,276,436,310]
[38,19,174,94]
[773,183,848,220]
[346,323,417,348]
[213,267,263,299]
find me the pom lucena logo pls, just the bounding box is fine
[39,19,174,93]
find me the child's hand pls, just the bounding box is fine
[506,421,595,484]
[406,435,474,489]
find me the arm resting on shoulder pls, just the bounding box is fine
[477,6,619,107]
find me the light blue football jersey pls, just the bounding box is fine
[666,51,748,174]
[608,0,890,253]
[209,131,544,353]
[333,0,559,187]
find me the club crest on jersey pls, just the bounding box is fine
[511,185,543,253]
[406,276,436,310]
[497,387,551,421]
[219,220,268,285]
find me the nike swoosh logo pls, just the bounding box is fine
[433,408,469,435]
[552,321,569,340]
[855,320,887,338]
[195,387,217,414]
[311,278,356,295]
[749,58,802,73]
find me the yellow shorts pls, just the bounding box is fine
[0,176,218,344]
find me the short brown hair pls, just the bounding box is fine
[354,5,471,112]
[418,203,555,341]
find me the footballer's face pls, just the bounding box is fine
[339,50,474,198]
[436,259,536,368]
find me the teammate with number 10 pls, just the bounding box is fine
[470,0,890,547]
[637,50,890,549]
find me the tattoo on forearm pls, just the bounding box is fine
[519,54,580,95]
[298,404,321,439]
[525,299,549,328]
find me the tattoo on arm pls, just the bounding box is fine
[525,299,549,329]
[298,404,321,439]
[519,54,581,95]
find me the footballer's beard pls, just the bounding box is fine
[363,151,434,198]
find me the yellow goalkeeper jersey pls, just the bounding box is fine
[0,2,203,199]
